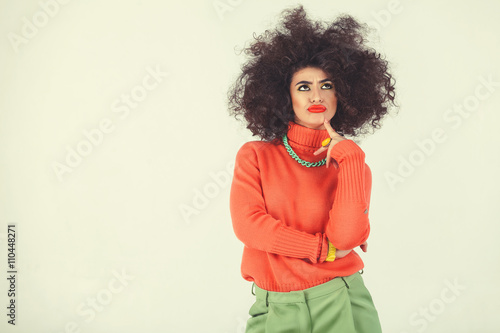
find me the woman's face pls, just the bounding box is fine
[289,66,337,130]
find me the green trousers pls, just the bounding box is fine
[245,271,382,333]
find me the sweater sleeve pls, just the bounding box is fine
[229,142,329,264]
[326,139,372,250]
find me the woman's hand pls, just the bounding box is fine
[335,241,368,259]
[335,248,353,258]
[313,116,347,168]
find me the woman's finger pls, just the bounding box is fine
[313,146,327,156]
[315,118,344,164]
[326,144,331,168]
[326,139,334,168]
[323,119,342,140]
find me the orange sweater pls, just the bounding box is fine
[229,121,372,292]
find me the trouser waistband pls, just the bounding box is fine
[252,270,363,304]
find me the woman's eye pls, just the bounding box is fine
[298,85,310,91]
[321,83,333,89]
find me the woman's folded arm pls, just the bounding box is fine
[325,139,372,250]
[229,142,329,264]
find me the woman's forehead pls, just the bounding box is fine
[291,67,331,82]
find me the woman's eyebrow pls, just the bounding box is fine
[295,78,332,86]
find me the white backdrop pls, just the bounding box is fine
[1,0,499,332]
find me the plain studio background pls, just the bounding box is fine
[0,0,499,332]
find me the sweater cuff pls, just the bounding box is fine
[317,233,329,264]
[271,225,323,263]
[329,139,366,203]
[329,139,365,164]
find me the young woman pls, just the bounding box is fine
[228,5,397,332]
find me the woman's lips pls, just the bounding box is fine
[308,105,326,113]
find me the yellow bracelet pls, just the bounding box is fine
[325,240,336,262]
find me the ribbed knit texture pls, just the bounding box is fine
[229,121,372,292]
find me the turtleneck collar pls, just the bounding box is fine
[285,121,331,152]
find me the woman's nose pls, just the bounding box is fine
[310,86,323,103]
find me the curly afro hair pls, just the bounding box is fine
[227,5,398,144]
